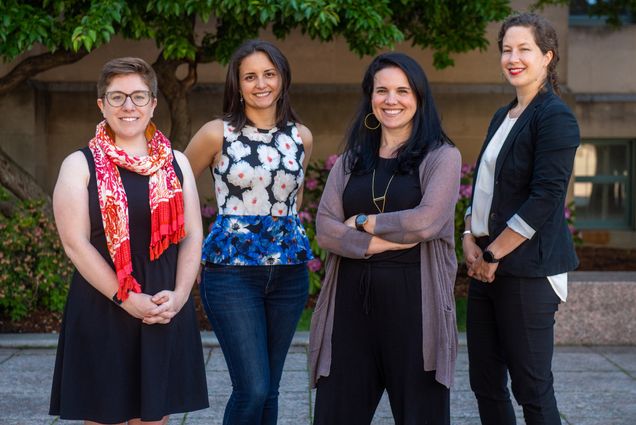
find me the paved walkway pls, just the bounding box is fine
[0,332,634,424]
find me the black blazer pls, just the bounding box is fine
[470,87,580,277]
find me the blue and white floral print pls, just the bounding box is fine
[202,121,313,266]
[203,215,312,265]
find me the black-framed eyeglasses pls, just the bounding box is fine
[103,91,153,107]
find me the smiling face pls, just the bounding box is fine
[97,73,156,144]
[238,51,282,116]
[501,25,553,95]
[371,66,417,136]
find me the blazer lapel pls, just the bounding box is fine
[493,89,551,180]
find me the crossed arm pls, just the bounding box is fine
[317,147,461,257]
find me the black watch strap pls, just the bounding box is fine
[483,249,500,264]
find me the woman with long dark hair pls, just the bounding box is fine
[185,40,313,425]
[463,13,580,425]
[309,52,461,425]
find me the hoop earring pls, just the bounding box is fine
[364,113,381,130]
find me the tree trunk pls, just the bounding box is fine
[0,50,87,96]
[0,49,86,216]
[0,146,52,215]
[153,54,198,151]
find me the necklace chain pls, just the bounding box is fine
[372,169,396,213]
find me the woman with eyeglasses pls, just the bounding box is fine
[49,57,209,424]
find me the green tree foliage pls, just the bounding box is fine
[0,0,515,147]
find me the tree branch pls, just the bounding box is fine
[0,145,51,215]
[0,49,87,96]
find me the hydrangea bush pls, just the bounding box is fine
[298,154,337,295]
[0,189,72,321]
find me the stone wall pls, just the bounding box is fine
[555,272,636,345]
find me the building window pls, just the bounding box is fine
[569,0,636,26]
[573,140,635,229]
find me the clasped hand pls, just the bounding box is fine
[121,291,186,325]
[463,237,498,283]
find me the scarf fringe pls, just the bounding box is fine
[150,191,186,261]
[114,243,142,301]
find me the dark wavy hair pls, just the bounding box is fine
[223,40,300,130]
[343,52,453,175]
[498,13,561,96]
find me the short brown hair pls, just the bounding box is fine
[97,57,158,98]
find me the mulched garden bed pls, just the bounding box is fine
[2,246,635,333]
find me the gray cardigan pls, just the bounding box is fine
[308,144,461,389]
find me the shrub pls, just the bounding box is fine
[455,163,475,263]
[298,155,336,295]
[0,190,72,321]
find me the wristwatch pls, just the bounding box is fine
[483,249,500,264]
[355,214,368,232]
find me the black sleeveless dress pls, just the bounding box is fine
[49,147,209,422]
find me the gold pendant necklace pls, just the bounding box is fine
[372,169,396,213]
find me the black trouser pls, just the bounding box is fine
[313,259,450,425]
[467,275,562,425]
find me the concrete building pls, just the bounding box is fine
[1,1,634,247]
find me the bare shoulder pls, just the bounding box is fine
[185,119,225,176]
[58,150,90,182]
[198,119,224,140]
[173,150,192,171]
[187,118,224,150]
[296,123,313,144]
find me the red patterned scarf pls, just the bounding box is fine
[89,120,185,301]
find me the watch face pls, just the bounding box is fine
[356,214,368,226]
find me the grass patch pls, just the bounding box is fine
[456,296,467,332]
[296,307,313,331]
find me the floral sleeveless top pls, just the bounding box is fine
[202,121,313,265]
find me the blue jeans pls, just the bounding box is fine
[200,263,309,425]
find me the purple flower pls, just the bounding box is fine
[305,178,319,190]
[459,184,472,199]
[299,211,313,223]
[564,207,572,219]
[201,205,217,218]
[461,163,475,176]
[307,258,322,272]
[324,154,339,171]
